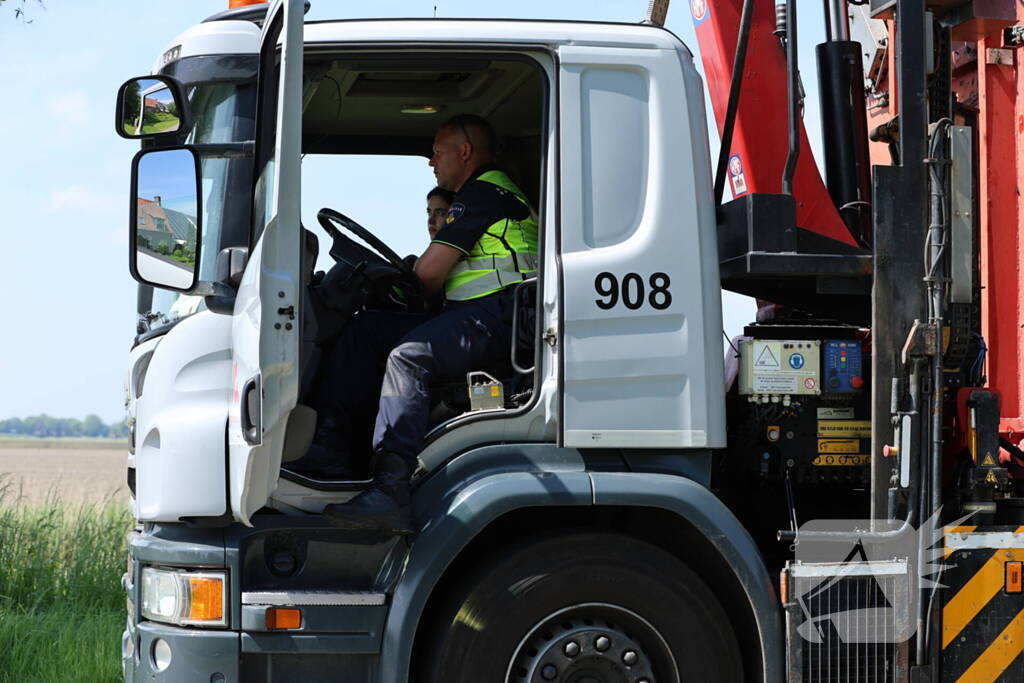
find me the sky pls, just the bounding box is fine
[137,149,200,214]
[0,0,830,423]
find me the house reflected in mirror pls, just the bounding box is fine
[134,149,199,290]
[121,78,181,136]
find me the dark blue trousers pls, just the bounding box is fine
[316,292,513,462]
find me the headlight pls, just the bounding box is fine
[140,567,227,628]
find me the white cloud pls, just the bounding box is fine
[49,185,118,212]
[47,89,93,126]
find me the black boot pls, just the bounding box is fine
[287,417,363,480]
[322,452,414,535]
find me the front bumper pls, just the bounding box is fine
[123,619,239,683]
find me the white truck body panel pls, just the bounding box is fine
[228,0,305,525]
[301,19,689,51]
[130,311,232,520]
[557,43,726,449]
[152,20,260,73]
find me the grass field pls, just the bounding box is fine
[0,481,129,682]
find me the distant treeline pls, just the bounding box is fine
[0,414,128,439]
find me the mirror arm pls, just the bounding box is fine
[199,280,236,315]
[204,246,250,315]
[205,293,236,315]
[192,280,235,298]
[190,141,255,158]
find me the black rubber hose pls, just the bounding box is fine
[999,437,1024,467]
[781,0,800,195]
[713,0,756,205]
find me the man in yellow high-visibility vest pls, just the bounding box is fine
[315,115,538,534]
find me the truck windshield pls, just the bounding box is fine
[137,57,256,339]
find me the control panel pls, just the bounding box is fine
[737,339,821,399]
[822,340,864,394]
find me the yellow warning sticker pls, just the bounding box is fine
[981,452,997,466]
[818,439,861,454]
[813,453,871,466]
[817,420,871,438]
[491,385,500,397]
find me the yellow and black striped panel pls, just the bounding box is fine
[942,526,1024,682]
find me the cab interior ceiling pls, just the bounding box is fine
[301,53,544,203]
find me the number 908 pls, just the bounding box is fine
[594,272,672,311]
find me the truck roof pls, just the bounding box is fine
[304,19,690,55]
[156,16,691,73]
[154,20,261,73]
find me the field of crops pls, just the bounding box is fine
[0,444,129,682]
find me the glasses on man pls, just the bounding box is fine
[451,115,474,148]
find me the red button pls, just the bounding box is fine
[851,376,864,388]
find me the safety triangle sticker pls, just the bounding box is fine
[981,453,997,466]
[754,345,781,370]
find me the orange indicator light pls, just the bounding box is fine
[266,607,302,630]
[1006,561,1023,594]
[187,576,224,622]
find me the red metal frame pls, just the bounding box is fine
[690,0,855,246]
[694,0,1024,453]
[977,26,1024,442]
[870,8,1024,451]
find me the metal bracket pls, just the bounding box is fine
[901,320,938,364]
[642,0,670,26]
[1007,25,1024,47]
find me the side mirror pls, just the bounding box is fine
[130,148,202,292]
[115,76,190,139]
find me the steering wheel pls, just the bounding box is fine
[317,208,416,282]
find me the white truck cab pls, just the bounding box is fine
[119,3,772,682]
[127,2,724,522]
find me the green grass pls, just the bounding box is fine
[139,116,177,134]
[0,608,124,683]
[0,481,130,681]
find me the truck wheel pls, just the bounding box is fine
[418,532,743,683]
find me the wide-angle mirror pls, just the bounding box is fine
[130,148,202,292]
[116,76,188,138]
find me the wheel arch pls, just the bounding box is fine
[379,455,782,683]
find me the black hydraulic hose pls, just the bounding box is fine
[918,118,952,667]
[713,0,756,205]
[781,0,800,194]
[926,119,952,517]
[999,437,1024,467]
[916,387,932,666]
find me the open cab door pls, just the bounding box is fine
[228,0,304,524]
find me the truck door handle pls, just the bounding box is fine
[240,376,262,445]
[510,277,538,375]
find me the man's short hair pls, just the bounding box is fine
[443,114,498,160]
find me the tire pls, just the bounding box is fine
[418,532,744,683]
